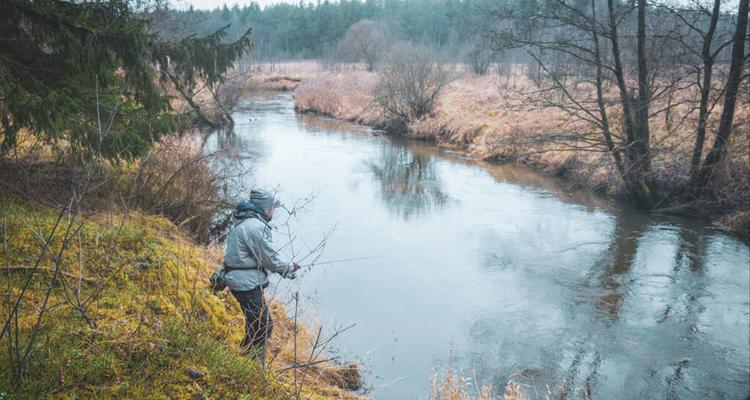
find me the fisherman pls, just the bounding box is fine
[220,188,300,367]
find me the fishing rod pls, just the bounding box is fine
[297,256,381,268]
[286,256,378,279]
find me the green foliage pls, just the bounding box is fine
[154,23,252,93]
[0,0,251,161]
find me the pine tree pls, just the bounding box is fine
[0,0,251,161]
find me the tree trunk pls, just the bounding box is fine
[634,0,652,176]
[607,0,654,208]
[167,72,222,129]
[591,0,625,176]
[688,0,721,184]
[693,0,749,194]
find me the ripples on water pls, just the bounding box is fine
[206,95,750,400]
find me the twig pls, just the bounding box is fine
[276,357,340,373]
[2,266,97,284]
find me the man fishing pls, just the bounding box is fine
[219,188,300,367]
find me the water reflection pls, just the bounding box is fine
[661,227,708,336]
[558,212,646,399]
[480,160,610,212]
[466,209,746,399]
[366,138,449,220]
[296,112,372,136]
[589,211,646,323]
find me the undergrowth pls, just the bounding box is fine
[0,197,358,399]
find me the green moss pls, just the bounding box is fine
[0,197,328,399]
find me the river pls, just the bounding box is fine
[205,94,750,399]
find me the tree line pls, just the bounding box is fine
[152,0,496,60]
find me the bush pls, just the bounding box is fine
[464,39,495,75]
[114,136,248,243]
[373,42,452,130]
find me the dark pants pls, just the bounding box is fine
[231,286,273,350]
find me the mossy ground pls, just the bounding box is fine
[0,197,358,399]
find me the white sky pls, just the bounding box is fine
[171,0,296,10]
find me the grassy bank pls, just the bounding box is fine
[0,130,361,399]
[0,197,360,399]
[290,65,750,239]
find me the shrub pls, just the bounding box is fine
[373,42,452,130]
[113,135,248,243]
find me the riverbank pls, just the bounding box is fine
[285,65,749,240]
[0,195,361,399]
[0,134,362,399]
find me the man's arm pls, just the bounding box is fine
[247,227,298,277]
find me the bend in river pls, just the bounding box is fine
[205,94,750,400]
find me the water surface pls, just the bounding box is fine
[206,94,750,399]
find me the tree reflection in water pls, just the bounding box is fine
[367,140,448,220]
[559,214,714,399]
[557,211,647,399]
[463,209,734,399]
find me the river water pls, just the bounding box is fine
[206,94,750,399]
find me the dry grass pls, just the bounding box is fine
[430,368,493,400]
[429,368,546,400]
[243,61,327,92]
[291,62,750,236]
[293,70,383,125]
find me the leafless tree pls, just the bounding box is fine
[489,0,748,208]
[338,19,390,71]
[207,71,246,127]
[373,42,453,130]
[689,0,748,195]
[465,37,496,75]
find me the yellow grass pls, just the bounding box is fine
[0,197,361,399]
[290,63,750,235]
[244,61,328,92]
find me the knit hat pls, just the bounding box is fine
[249,188,279,211]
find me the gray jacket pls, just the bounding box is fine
[221,216,292,291]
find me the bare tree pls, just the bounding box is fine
[662,1,729,181]
[691,0,749,194]
[465,37,496,75]
[489,0,747,208]
[373,42,453,130]
[490,0,655,206]
[338,19,390,71]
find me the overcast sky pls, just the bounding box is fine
[171,0,296,10]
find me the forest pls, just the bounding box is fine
[153,0,494,58]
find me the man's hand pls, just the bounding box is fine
[285,263,301,279]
